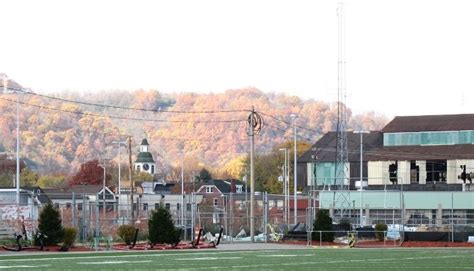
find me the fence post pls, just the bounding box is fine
[95,193,100,238]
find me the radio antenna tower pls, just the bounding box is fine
[333,2,351,219]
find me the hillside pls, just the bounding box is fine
[0,87,388,177]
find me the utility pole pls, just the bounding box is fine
[128,136,134,224]
[291,114,298,225]
[181,151,185,230]
[249,107,255,242]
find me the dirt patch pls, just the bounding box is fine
[401,241,474,247]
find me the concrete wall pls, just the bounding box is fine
[417,160,426,184]
[398,161,410,185]
[368,161,393,185]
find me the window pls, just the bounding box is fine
[66,203,71,209]
[54,203,59,209]
[137,165,141,172]
[410,161,419,184]
[206,186,213,193]
[165,203,170,210]
[155,203,160,209]
[177,203,180,210]
[385,130,474,146]
[236,185,243,193]
[133,203,137,211]
[213,198,218,206]
[143,203,148,211]
[315,162,338,185]
[77,203,83,211]
[388,163,398,183]
[186,203,191,211]
[426,160,447,183]
[151,165,155,174]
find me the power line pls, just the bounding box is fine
[13,88,248,114]
[0,96,247,124]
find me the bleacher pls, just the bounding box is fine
[0,220,16,239]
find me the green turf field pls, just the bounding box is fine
[0,248,473,270]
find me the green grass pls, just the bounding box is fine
[1,248,474,270]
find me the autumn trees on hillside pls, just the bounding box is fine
[0,87,388,183]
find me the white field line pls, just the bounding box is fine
[78,260,152,265]
[0,250,252,263]
[228,255,467,269]
[176,257,242,261]
[257,254,314,257]
[0,264,50,269]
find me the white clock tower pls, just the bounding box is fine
[134,138,156,175]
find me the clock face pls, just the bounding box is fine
[143,164,150,170]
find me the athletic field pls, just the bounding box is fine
[1,247,473,270]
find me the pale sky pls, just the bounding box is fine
[1,0,473,117]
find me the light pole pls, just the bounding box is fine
[181,152,185,230]
[2,75,20,206]
[354,130,369,226]
[279,148,288,225]
[100,157,110,216]
[291,114,298,225]
[111,141,127,197]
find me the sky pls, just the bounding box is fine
[1,0,474,117]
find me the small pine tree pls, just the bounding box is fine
[148,207,179,245]
[38,203,64,246]
[312,209,334,242]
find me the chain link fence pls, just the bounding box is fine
[2,191,474,246]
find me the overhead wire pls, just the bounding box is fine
[12,88,249,114]
[0,96,247,124]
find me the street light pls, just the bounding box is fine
[290,114,298,225]
[354,130,369,226]
[2,74,20,206]
[99,157,110,216]
[111,141,127,196]
[279,148,288,225]
[180,152,185,230]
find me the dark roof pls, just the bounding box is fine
[382,114,474,133]
[199,179,247,193]
[299,130,474,163]
[135,152,155,163]
[0,154,27,172]
[299,131,383,163]
[22,187,50,203]
[43,185,103,194]
[140,138,149,146]
[154,182,174,194]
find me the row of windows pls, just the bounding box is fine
[384,130,474,146]
[204,185,244,193]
